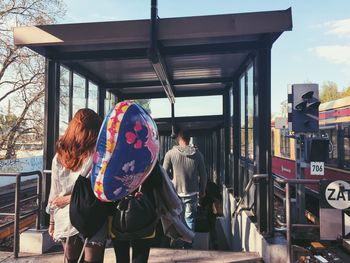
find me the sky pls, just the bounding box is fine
[61,0,350,116]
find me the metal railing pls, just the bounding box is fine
[274,177,320,263]
[232,173,269,218]
[0,171,42,258]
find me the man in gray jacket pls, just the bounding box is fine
[163,130,207,234]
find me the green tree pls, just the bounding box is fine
[320,81,340,103]
[135,99,151,114]
[342,86,350,98]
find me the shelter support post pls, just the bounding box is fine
[254,47,273,236]
[43,59,60,226]
[223,87,231,185]
[233,79,240,197]
[98,87,106,118]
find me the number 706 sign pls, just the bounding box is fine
[310,162,324,176]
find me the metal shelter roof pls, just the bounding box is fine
[14,8,292,99]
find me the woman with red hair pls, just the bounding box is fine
[46,108,105,263]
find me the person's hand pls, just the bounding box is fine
[50,195,70,208]
[48,223,54,238]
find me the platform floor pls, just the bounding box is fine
[0,248,262,263]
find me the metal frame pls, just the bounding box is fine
[223,87,231,185]
[108,77,232,89]
[0,171,42,258]
[43,59,59,225]
[274,177,320,263]
[149,0,175,104]
[233,78,241,197]
[254,47,273,236]
[68,68,73,121]
[120,89,225,100]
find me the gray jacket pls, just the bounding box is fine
[163,145,207,196]
[155,166,195,242]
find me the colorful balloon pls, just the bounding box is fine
[91,101,159,201]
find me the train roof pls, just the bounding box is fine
[319,96,350,112]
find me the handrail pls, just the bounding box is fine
[0,170,42,258]
[273,176,321,263]
[232,174,268,218]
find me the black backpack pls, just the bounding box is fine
[111,163,162,240]
[111,186,158,240]
[69,175,110,239]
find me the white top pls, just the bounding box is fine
[46,154,93,241]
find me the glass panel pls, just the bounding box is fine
[175,96,223,117]
[88,81,98,113]
[135,99,152,115]
[230,88,234,153]
[104,91,117,116]
[247,128,254,160]
[148,98,170,118]
[72,73,86,116]
[240,75,245,157]
[104,91,111,116]
[59,66,70,135]
[240,129,245,157]
[247,65,254,160]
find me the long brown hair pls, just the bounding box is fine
[56,108,102,171]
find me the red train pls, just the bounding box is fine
[272,96,350,194]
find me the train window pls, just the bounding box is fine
[271,129,275,156]
[344,133,350,169]
[280,131,290,158]
[322,128,338,166]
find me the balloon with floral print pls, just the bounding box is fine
[91,101,159,201]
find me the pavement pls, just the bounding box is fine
[0,248,262,263]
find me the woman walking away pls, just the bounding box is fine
[91,101,194,263]
[47,109,106,263]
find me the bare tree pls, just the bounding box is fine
[0,0,66,159]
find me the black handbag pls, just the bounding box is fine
[111,186,158,240]
[69,175,110,239]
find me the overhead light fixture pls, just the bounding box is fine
[151,54,175,104]
[148,0,175,104]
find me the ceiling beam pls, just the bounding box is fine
[160,40,265,56]
[58,48,148,62]
[54,40,265,63]
[106,76,232,89]
[119,88,225,100]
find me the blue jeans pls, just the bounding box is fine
[180,195,198,231]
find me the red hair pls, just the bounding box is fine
[57,108,102,171]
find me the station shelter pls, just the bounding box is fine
[14,4,292,262]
